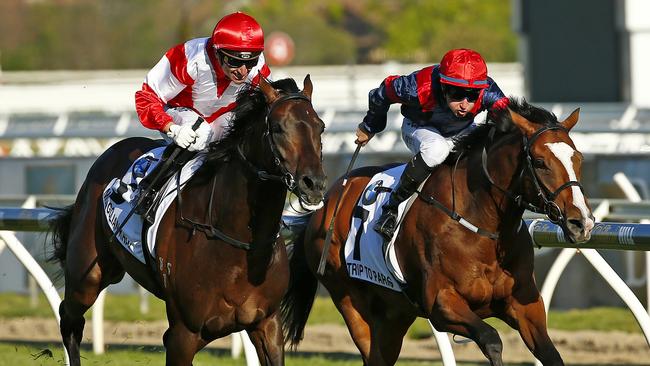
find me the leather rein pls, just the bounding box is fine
[178,92,312,250]
[418,123,583,240]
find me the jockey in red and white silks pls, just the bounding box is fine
[130,12,271,220]
[135,12,271,152]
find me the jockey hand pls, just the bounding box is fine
[355,125,374,146]
[165,107,212,151]
[167,124,197,149]
[167,121,211,151]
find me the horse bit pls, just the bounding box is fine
[483,124,585,226]
[418,123,585,240]
[180,92,314,250]
[237,92,313,193]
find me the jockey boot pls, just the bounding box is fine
[134,145,196,222]
[374,152,432,241]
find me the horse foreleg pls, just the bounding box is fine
[431,289,504,366]
[500,292,564,366]
[246,312,284,366]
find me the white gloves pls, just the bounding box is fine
[165,107,212,152]
[167,124,198,149]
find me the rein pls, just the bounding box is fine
[416,123,584,240]
[237,92,313,193]
[481,124,584,226]
[178,92,312,250]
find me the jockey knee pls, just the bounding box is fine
[419,143,450,167]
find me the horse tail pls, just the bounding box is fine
[280,212,319,349]
[47,205,74,271]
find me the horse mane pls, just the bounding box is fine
[448,97,559,161]
[206,78,301,162]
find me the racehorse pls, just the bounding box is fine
[281,98,594,366]
[48,76,326,366]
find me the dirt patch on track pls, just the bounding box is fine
[1,317,649,364]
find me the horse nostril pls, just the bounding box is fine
[568,219,583,232]
[301,176,314,190]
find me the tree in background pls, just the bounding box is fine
[0,0,516,70]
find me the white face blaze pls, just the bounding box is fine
[544,142,594,230]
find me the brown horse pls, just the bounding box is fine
[281,98,594,366]
[47,76,326,366]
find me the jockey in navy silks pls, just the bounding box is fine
[355,48,510,240]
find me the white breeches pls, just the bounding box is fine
[400,118,476,168]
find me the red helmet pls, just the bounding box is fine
[211,12,264,52]
[439,49,488,89]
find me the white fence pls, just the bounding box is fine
[0,202,259,366]
[1,174,650,365]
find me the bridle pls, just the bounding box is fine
[482,124,584,225]
[236,92,313,193]
[179,91,315,250]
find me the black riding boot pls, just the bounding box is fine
[374,152,432,241]
[135,144,196,222]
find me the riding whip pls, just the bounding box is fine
[316,142,362,275]
[109,117,204,243]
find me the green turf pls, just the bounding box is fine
[0,293,643,340]
[0,342,480,366]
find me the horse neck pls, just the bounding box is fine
[224,156,287,249]
[471,134,527,232]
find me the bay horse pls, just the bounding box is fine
[47,76,326,365]
[281,98,594,366]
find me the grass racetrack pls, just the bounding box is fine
[0,293,648,365]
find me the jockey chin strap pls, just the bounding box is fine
[481,124,585,229]
[177,92,312,250]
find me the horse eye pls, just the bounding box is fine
[533,158,546,169]
[271,124,283,134]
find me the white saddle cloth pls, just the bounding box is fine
[343,164,415,292]
[102,146,205,264]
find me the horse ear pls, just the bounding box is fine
[509,108,537,136]
[560,108,580,131]
[302,74,313,100]
[259,76,279,104]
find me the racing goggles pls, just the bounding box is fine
[444,85,481,103]
[218,49,260,69]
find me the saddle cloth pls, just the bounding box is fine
[102,146,205,264]
[343,164,415,292]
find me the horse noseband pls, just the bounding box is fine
[238,92,311,194]
[523,125,584,225]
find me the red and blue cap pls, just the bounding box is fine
[439,48,488,89]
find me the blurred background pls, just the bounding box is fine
[1,0,650,361]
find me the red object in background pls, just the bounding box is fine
[265,32,295,66]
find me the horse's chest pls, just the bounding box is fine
[453,263,504,304]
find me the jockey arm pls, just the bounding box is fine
[359,69,426,134]
[135,44,194,133]
[480,80,510,119]
[359,71,421,135]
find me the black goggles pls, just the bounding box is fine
[444,86,482,103]
[218,50,259,69]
